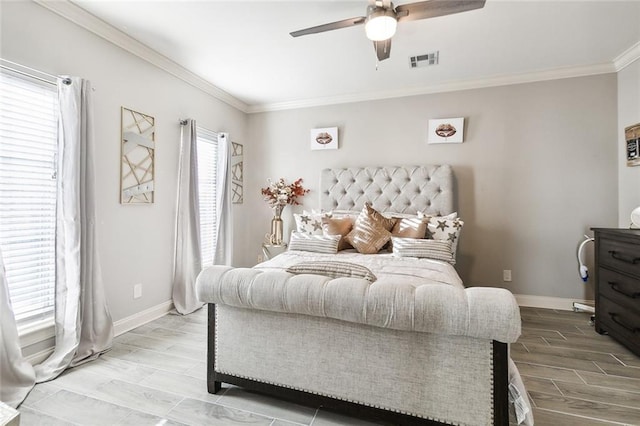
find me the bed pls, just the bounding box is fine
[196,165,532,425]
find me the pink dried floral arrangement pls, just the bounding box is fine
[261,178,309,208]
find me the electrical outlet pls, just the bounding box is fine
[133,283,142,299]
[503,270,512,282]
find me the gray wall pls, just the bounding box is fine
[1,2,249,322]
[618,60,640,226]
[1,0,627,317]
[247,75,619,299]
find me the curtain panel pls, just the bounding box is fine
[214,133,232,266]
[0,77,113,407]
[0,251,36,407]
[35,76,113,379]
[172,120,204,314]
[172,124,233,314]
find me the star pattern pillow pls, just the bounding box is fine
[423,215,464,260]
[293,210,328,236]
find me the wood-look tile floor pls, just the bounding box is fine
[515,307,640,426]
[16,306,640,425]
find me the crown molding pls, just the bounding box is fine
[614,40,640,72]
[248,62,616,113]
[34,0,249,113]
[34,0,634,115]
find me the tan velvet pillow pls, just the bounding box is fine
[363,204,396,231]
[391,216,429,239]
[322,217,353,251]
[345,204,396,254]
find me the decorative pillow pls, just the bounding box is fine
[330,210,361,217]
[345,204,396,254]
[293,210,329,235]
[420,215,464,259]
[418,211,458,220]
[321,216,354,251]
[391,216,429,239]
[382,211,423,219]
[288,231,340,254]
[392,237,455,264]
[286,261,377,283]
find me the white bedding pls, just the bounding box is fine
[256,249,464,289]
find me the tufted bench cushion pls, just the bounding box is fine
[196,265,521,343]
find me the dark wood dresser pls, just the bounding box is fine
[592,228,640,356]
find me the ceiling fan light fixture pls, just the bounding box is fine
[365,8,397,41]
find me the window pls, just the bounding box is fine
[0,67,58,332]
[196,127,218,268]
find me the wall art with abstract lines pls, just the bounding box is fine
[231,141,243,204]
[120,107,155,204]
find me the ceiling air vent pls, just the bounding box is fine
[410,51,439,69]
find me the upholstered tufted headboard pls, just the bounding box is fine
[320,165,454,216]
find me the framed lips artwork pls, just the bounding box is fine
[310,127,338,150]
[428,118,464,144]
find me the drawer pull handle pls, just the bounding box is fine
[607,282,640,299]
[608,250,640,265]
[609,313,640,334]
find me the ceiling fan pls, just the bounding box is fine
[290,0,486,61]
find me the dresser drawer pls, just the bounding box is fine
[598,237,640,278]
[598,267,640,312]
[597,296,640,355]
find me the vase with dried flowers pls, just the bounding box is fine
[261,178,309,245]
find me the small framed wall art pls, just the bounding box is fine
[626,123,640,167]
[310,127,338,150]
[428,118,464,144]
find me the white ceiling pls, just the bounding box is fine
[69,0,640,112]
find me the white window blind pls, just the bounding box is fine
[0,68,58,331]
[196,127,218,268]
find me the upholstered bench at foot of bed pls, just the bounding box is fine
[207,304,509,426]
[196,265,521,344]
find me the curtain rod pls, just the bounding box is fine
[179,119,188,125]
[0,59,71,85]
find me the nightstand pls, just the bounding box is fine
[262,243,287,260]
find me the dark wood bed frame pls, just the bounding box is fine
[206,304,510,426]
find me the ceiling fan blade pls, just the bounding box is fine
[290,17,366,37]
[374,38,392,61]
[396,0,485,22]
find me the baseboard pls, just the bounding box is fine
[26,347,54,365]
[113,300,174,336]
[22,301,173,365]
[514,294,594,311]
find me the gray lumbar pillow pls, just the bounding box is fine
[286,261,377,283]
